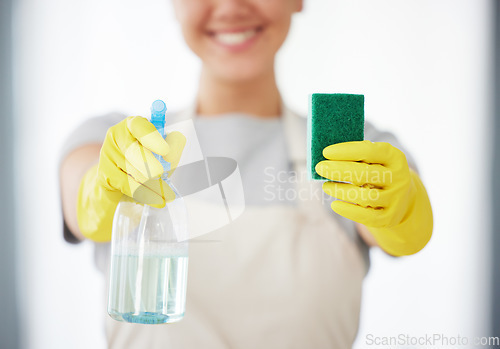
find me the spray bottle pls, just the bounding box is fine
[107,100,188,324]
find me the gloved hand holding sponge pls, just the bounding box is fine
[77,116,186,242]
[316,140,433,257]
[309,93,432,257]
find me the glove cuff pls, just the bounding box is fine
[368,170,433,256]
[77,165,122,242]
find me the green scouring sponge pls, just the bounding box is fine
[307,93,365,180]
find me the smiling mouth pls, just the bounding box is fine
[210,27,263,46]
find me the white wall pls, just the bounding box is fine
[14,0,493,348]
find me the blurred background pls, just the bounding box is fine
[0,0,498,348]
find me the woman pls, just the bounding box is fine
[60,0,432,347]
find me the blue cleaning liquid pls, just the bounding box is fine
[108,253,188,324]
[121,312,169,325]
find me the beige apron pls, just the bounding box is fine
[105,108,367,349]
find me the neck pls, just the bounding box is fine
[196,66,282,118]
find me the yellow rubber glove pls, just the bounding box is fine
[77,116,186,242]
[315,140,433,256]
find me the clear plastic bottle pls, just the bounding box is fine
[107,100,188,324]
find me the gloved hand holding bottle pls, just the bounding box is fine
[77,116,186,242]
[315,140,433,257]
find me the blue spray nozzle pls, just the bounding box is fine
[150,99,167,130]
[150,99,171,172]
[151,99,166,115]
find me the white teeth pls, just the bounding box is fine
[214,29,257,45]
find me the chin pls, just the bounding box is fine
[210,58,272,83]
